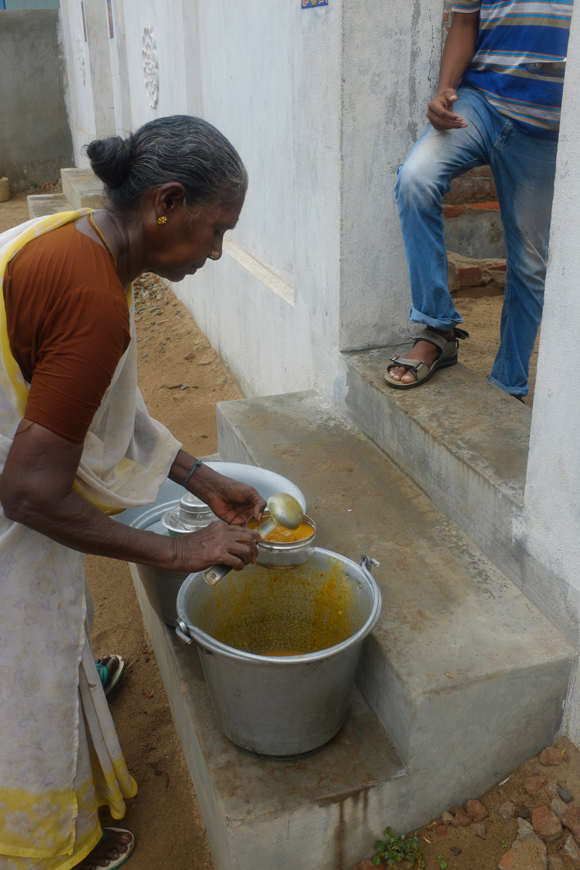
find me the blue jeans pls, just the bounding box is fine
[395,85,558,397]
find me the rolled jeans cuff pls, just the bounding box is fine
[487,374,527,398]
[409,306,463,332]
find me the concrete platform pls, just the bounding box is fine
[129,391,574,869]
[130,564,404,870]
[343,350,530,586]
[27,192,69,219]
[61,167,107,209]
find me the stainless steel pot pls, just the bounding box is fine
[175,549,381,758]
[248,510,317,569]
[126,463,308,627]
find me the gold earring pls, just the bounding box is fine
[210,251,220,260]
[157,216,168,225]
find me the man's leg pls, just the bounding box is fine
[489,126,558,397]
[393,85,503,383]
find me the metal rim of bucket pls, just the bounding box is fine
[176,548,382,664]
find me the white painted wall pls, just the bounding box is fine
[59,0,445,399]
[521,5,580,739]
[173,0,343,399]
[121,0,187,129]
[59,0,98,162]
[340,0,444,352]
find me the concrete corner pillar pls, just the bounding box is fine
[522,6,580,733]
[84,0,116,139]
[340,0,445,351]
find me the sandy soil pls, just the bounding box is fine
[453,286,539,406]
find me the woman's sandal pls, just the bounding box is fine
[96,655,126,697]
[91,828,136,869]
[384,327,469,390]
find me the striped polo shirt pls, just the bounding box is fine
[452,1,573,138]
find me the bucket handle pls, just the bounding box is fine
[176,618,193,645]
[360,554,380,574]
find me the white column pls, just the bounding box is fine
[84,0,116,139]
[523,6,580,735]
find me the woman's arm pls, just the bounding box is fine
[427,11,480,130]
[168,449,266,525]
[0,419,261,573]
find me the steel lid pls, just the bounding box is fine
[162,494,217,534]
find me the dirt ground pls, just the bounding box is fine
[1,192,543,870]
[355,736,580,870]
[454,285,539,407]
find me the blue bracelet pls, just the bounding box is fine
[183,460,202,488]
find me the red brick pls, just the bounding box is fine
[469,201,500,211]
[458,266,483,287]
[466,799,489,822]
[525,775,548,794]
[437,825,448,836]
[443,205,466,219]
[532,805,562,841]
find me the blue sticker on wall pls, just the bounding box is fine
[302,0,328,7]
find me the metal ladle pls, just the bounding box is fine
[204,492,304,587]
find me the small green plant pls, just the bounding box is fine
[373,828,425,867]
[437,856,448,870]
[500,838,510,849]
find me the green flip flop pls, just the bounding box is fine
[96,655,126,697]
[385,327,469,390]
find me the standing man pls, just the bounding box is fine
[386,0,573,398]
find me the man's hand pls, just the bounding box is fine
[427,10,479,130]
[170,520,262,573]
[427,88,468,130]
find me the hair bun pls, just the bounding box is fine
[85,135,133,190]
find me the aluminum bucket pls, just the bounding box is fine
[175,549,381,758]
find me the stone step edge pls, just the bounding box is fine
[128,563,409,870]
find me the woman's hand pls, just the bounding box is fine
[170,521,262,573]
[169,451,267,525]
[202,477,266,525]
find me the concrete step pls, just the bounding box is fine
[27,192,69,219]
[343,351,529,588]
[131,564,404,870]
[129,391,573,868]
[60,167,107,210]
[212,390,574,861]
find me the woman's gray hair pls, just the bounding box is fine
[85,115,247,214]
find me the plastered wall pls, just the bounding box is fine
[0,10,73,184]
[58,0,445,399]
[520,5,580,740]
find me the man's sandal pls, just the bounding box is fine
[92,828,136,869]
[384,327,469,390]
[96,655,126,697]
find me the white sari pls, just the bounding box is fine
[0,212,181,869]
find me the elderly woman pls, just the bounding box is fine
[0,116,265,870]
